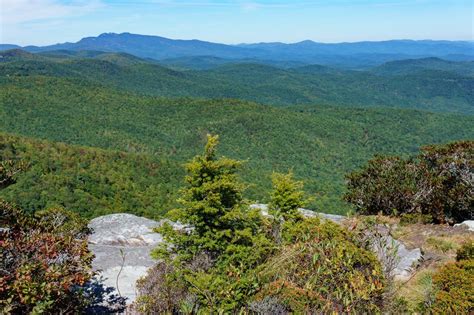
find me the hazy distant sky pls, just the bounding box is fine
[1,0,473,46]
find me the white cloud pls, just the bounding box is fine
[0,0,103,25]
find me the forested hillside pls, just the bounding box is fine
[1,49,473,114]
[371,57,474,77]
[1,74,473,215]
[0,133,180,219]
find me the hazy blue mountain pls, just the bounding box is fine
[20,32,260,60]
[4,33,473,69]
[0,44,20,51]
[240,39,474,56]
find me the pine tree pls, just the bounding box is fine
[155,134,269,266]
[152,135,273,312]
[268,171,306,243]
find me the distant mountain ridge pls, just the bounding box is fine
[2,33,473,69]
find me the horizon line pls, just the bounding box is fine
[2,32,474,47]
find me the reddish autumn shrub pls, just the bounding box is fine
[0,203,95,314]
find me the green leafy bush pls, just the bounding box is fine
[345,141,473,223]
[426,243,474,314]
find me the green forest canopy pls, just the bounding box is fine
[1,74,472,217]
[1,50,473,114]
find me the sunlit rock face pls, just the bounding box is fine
[88,214,164,302]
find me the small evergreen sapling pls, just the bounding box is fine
[268,171,307,244]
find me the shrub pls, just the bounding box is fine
[34,207,91,237]
[426,243,474,313]
[430,260,474,314]
[456,241,474,261]
[131,261,189,314]
[268,171,307,244]
[255,218,385,313]
[138,135,386,313]
[154,134,273,268]
[268,171,306,222]
[345,141,473,223]
[420,141,473,223]
[149,135,274,312]
[399,213,434,225]
[345,156,419,217]
[0,204,95,314]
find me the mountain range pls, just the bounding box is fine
[2,48,473,114]
[2,32,473,69]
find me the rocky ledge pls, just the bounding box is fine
[88,214,186,302]
[88,208,426,302]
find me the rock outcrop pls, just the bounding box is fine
[249,203,346,223]
[454,220,474,232]
[88,208,423,302]
[88,214,164,302]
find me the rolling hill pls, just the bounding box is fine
[371,57,474,77]
[1,75,473,217]
[1,49,473,114]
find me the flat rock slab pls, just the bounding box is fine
[88,214,163,302]
[393,241,422,280]
[89,213,163,246]
[249,203,346,223]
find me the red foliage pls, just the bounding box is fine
[0,205,94,313]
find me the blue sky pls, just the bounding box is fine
[1,0,473,45]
